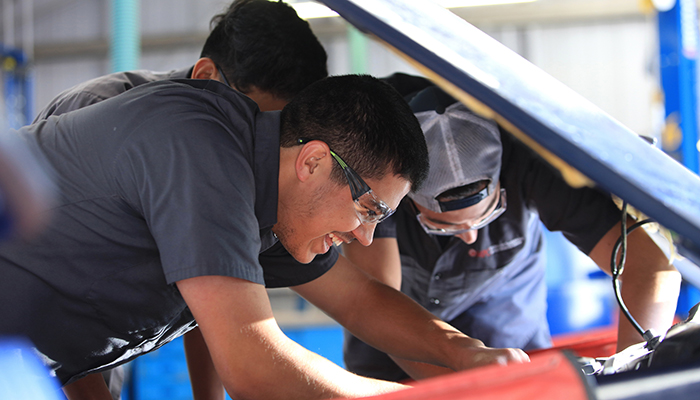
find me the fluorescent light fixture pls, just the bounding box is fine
[291,2,339,19]
[290,0,537,20]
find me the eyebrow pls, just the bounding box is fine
[425,190,499,226]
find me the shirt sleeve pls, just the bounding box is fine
[34,90,108,122]
[113,88,266,285]
[34,70,178,122]
[504,131,621,255]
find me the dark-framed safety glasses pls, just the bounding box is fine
[416,188,507,236]
[216,64,231,87]
[298,139,396,224]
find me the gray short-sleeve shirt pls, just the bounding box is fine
[0,79,337,384]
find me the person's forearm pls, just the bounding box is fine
[214,321,409,399]
[590,222,682,351]
[332,278,526,371]
[185,319,399,400]
[616,228,681,349]
[62,373,113,400]
[178,275,410,400]
[618,267,680,350]
[184,327,225,400]
[294,256,528,373]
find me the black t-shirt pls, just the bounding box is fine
[0,79,337,384]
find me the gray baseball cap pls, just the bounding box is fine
[408,87,502,213]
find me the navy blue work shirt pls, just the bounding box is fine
[344,128,620,381]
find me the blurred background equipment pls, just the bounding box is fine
[2,45,32,129]
[0,338,62,400]
[0,5,58,397]
[1,0,53,240]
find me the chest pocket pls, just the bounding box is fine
[401,250,514,321]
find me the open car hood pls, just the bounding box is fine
[319,0,700,263]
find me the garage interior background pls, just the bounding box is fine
[2,0,700,399]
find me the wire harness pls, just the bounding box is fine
[611,201,661,349]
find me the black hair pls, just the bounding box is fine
[280,75,429,191]
[201,0,328,101]
[437,180,488,202]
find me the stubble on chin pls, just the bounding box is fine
[274,179,336,263]
[279,232,315,264]
[273,217,314,264]
[273,219,294,252]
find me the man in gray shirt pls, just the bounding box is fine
[33,1,327,397]
[2,75,528,399]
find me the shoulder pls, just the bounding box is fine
[102,79,260,127]
[35,69,187,121]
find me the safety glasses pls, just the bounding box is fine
[216,65,231,87]
[416,188,507,236]
[298,139,396,224]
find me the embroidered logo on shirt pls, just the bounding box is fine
[468,248,491,258]
[467,237,524,258]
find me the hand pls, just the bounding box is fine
[456,343,530,370]
[391,339,529,380]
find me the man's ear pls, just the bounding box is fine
[295,141,330,183]
[192,58,224,82]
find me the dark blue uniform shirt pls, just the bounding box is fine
[344,128,620,381]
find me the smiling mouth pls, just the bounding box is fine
[328,232,352,246]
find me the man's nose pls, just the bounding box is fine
[456,229,478,245]
[352,223,376,246]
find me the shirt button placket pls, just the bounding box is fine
[429,272,443,307]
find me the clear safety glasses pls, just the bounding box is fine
[298,139,396,224]
[416,188,507,236]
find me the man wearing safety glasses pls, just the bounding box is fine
[343,85,681,382]
[0,75,532,400]
[34,2,328,397]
